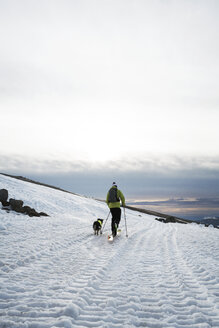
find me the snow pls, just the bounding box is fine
[0,174,219,328]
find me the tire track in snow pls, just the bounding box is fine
[0,215,102,327]
[1,208,219,328]
[155,225,219,328]
[69,221,166,328]
[67,221,219,328]
[0,216,93,277]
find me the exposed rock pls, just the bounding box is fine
[0,193,49,217]
[155,216,177,223]
[22,205,31,213]
[165,216,177,223]
[1,207,10,213]
[155,216,187,225]
[0,189,8,203]
[1,200,10,207]
[155,218,166,223]
[22,206,40,217]
[39,212,49,217]
[9,199,24,211]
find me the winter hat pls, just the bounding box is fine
[112,182,117,187]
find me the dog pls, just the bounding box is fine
[93,218,103,235]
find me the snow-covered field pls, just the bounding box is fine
[0,174,219,328]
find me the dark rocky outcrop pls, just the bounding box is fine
[9,199,24,211]
[0,189,49,217]
[155,218,166,223]
[0,189,9,206]
[125,205,191,225]
[22,206,40,217]
[39,212,49,217]
[155,217,187,224]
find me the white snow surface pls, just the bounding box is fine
[0,174,219,328]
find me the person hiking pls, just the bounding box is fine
[106,182,125,237]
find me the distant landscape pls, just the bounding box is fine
[1,173,218,229]
[128,198,219,223]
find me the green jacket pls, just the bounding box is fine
[106,186,125,209]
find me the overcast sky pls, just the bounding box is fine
[1,0,219,212]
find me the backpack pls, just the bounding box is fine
[108,187,120,202]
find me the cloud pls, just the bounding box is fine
[1,153,219,201]
[1,0,219,163]
[1,153,219,219]
[1,153,219,174]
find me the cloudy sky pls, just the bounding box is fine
[0,0,219,217]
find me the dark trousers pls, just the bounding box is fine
[110,208,121,235]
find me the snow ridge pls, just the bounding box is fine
[0,174,219,327]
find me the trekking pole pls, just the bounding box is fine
[123,207,128,237]
[100,210,110,234]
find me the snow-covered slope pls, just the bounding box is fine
[0,174,219,328]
